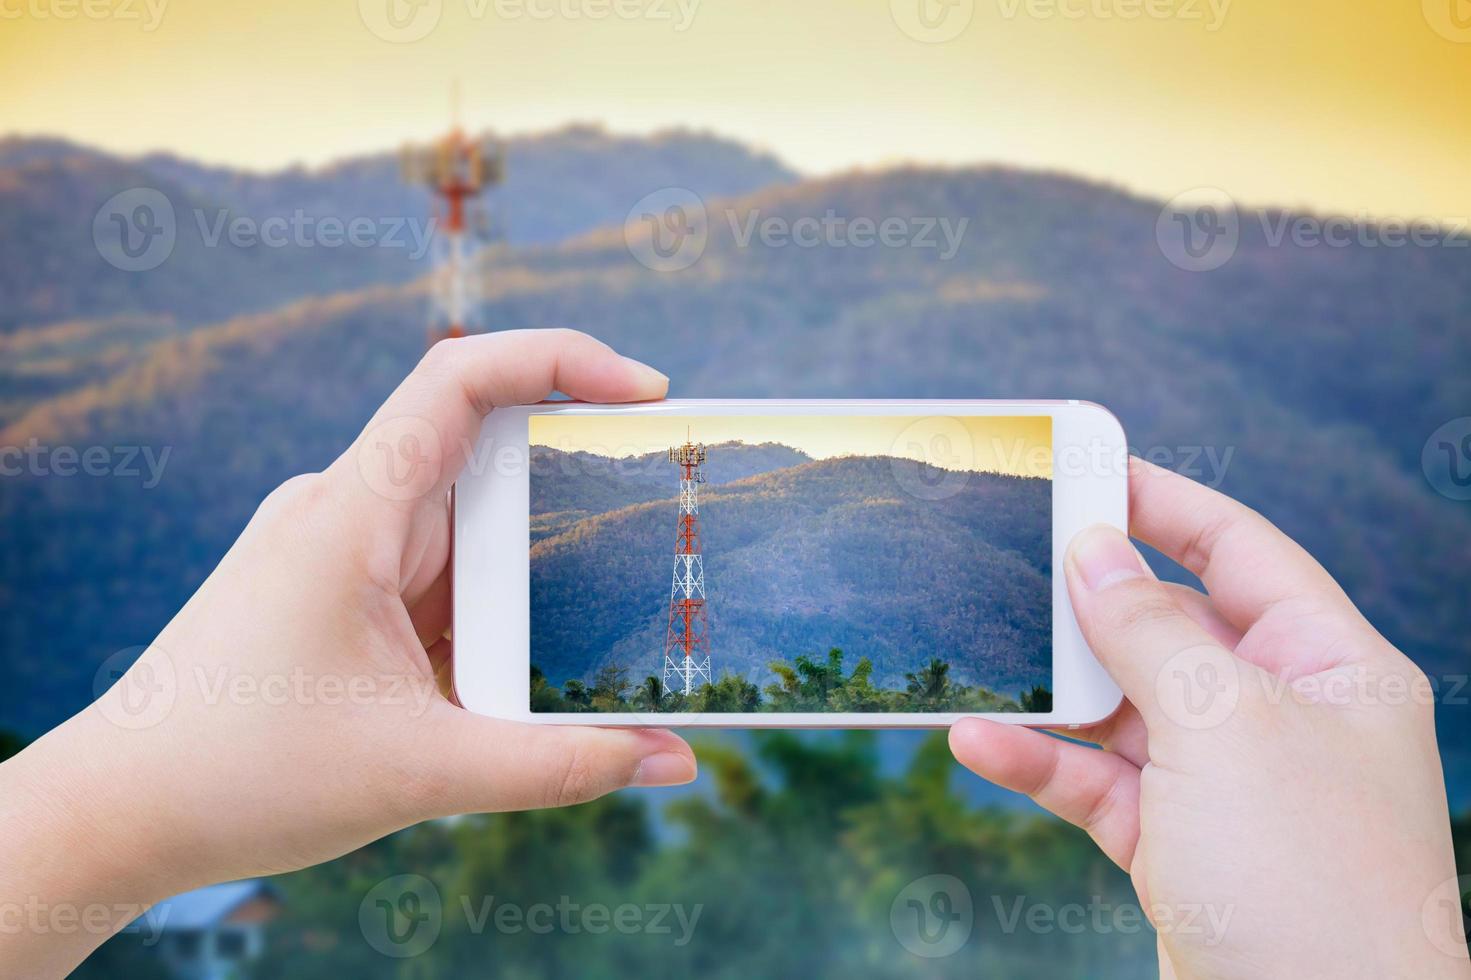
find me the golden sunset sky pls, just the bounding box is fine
[2,0,1467,219]
[530,414,1053,478]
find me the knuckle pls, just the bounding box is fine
[1094,586,1182,638]
[423,335,466,370]
[546,326,589,346]
[252,472,328,525]
[546,740,602,809]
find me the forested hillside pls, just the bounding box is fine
[530,451,1052,696]
[1,157,1468,799]
[0,129,794,422]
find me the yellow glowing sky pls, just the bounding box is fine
[2,0,1468,219]
[530,414,1053,478]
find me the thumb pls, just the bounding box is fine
[1065,524,1251,732]
[415,707,697,816]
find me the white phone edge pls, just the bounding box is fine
[452,398,1126,729]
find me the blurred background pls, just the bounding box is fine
[2,0,1469,976]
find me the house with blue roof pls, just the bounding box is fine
[131,878,282,980]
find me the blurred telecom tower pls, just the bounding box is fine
[663,432,712,697]
[401,85,505,346]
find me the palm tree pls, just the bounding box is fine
[904,658,950,708]
[1019,684,1052,713]
[633,675,665,712]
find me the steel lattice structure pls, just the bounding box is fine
[400,85,504,347]
[663,434,712,696]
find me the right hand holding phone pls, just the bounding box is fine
[950,457,1469,978]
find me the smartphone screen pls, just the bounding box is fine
[526,414,1054,715]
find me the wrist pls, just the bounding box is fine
[3,709,190,909]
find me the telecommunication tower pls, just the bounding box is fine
[663,432,712,696]
[401,85,504,346]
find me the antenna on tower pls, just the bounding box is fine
[401,85,505,348]
[663,432,712,697]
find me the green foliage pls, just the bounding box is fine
[221,731,1149,979]
[533,650,1034,714]
[1020,685,1053,713]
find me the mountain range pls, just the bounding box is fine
[528,444,1052,696]
[0,132,1468,801]
[0,126,793,423]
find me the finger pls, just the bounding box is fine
[1052,700,1150,769]
[1065,524,1240,725]
[418,708,696,816]
[329,329,668,562]
[1128,457,1355,631]
[408,564,452,647]
[1054,582,1240,767]
[950,718,1141,870]
[401,490,451,608]
[1161,581,1243,650]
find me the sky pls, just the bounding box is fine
[529,414,1054,478]
[1,0,1468,220]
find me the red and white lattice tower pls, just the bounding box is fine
[401,85,504,347]
[663,432,712,696]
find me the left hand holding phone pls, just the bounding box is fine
[0,329,697,979]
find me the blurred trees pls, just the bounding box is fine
[532,650,1038,714]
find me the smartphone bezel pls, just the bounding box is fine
[453,399,1125,728]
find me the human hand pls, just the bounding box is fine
[0,329,697,978]
[950,458,1468,978]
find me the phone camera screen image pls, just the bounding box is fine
[528,414,1053,715]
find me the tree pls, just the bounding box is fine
[1020,684,1053,713]
[632,674,665,712]
[590,663,632,711]
[562,679,591,710]
[904,657,951,710]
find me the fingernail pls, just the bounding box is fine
[1070,525,1148,592]
[622,356,669,387]
[631,751,696,787]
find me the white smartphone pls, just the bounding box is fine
[453,399,1125,728]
